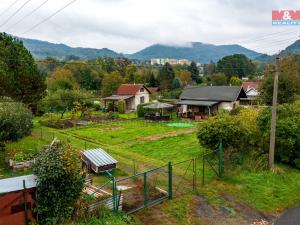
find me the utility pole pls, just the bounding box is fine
[269,57,280,169]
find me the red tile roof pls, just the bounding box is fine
[116,84,150,95]
[242,81,260,92]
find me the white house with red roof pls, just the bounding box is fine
[242,81,260,98]
[103,84,151,111]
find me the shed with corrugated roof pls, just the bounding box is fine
[81,148,117,173]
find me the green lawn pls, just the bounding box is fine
[125,133,202,162]
[67,120,189,145]
[225,166,300,212]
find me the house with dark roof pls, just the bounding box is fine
[103,84,151,111]
[178,86,247,119]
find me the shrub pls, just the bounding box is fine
[107,101,114,112]
[117,100,125,114]
[258,100,300,168]
[137,103,150,117]
[197,108,261,152]
[33,139,84,224]
[0,98,33,142]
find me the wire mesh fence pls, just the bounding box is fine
[115,163,170,214]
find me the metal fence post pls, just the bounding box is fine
[112,177,117,211]
[202,154,205,185]
[219,143,223,178]
[133,159,136,175]
[192,158,195,190]
[143,172,148,207]
[168,162,172,199]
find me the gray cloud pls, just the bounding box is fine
[0,0,300,54]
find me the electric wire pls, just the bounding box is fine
[0,0,32,28]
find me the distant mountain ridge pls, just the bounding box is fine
[19,37,122,60]
[128,42,262,63]
[18,36,277,63]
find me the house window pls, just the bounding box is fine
[140,96,145,104]
[140,87,144,92]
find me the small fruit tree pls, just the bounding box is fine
[33,139,84,224]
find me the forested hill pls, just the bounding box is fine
[19,37,122,60]
[19,36,270,63]
[128,42,262,63]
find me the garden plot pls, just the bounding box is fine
[67,120,190,145]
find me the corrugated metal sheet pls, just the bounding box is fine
[88,194,123,212]
[0,175,36,194]
[82,149,117,167]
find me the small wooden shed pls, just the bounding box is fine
[0,175,37,225]
[81,148,117,173]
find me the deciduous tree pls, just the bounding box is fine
[101,71,125,97]
[33,139,84,224]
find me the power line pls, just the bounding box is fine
[5,0,49,32]
[0,0,32,29]
[0,0,20,18]
[22,0,78,35]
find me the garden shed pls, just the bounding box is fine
[81,148,118,173]
[0,174,37,225]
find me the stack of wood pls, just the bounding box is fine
[9,159,34,170]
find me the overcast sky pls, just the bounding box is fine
[0,0,300,54]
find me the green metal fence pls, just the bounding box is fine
[84,143,223,215]
[114,162,171,214]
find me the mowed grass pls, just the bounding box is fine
[124,133,203,162]
[226,166,300,212]
[67,120,190,145]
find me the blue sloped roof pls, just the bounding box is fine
[0,174,36,194]
[82,148,117,167]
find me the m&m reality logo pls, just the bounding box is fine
[272,10,300,26]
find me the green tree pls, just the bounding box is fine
[72,90,94,118]
[42,89,78,118]
[172,78,181,89]
[260,56,300,105]
[209,73,228,85]
[158,63,175,90]
[229,76,242,86]
[204,61,215,76]
[188,61,200,82]
[125,64,138,83]
[0,98,33,142]
[65,62,104,90]
[47,68,79,92]
[258,100,300,168]
[33,139,84,224]
[0,33,46,113]
[176,70,192,87]
[101,71,125,97]
[216,54,255,78]
[148,72,159,87]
